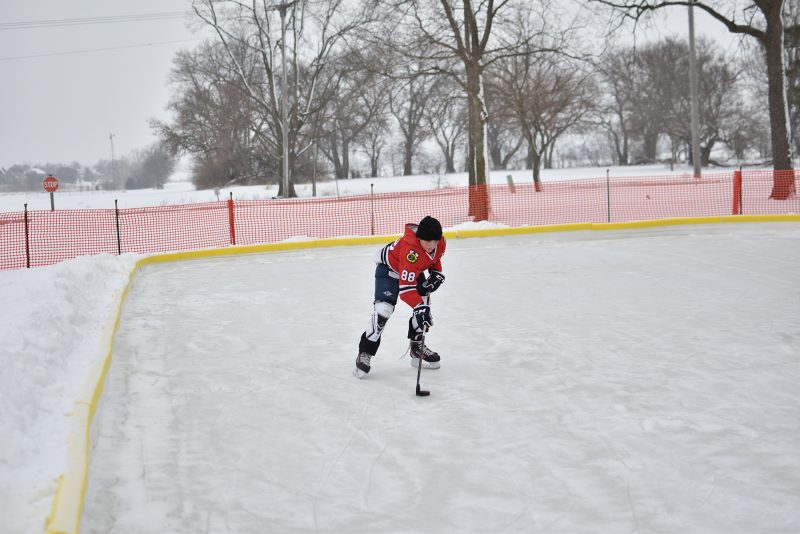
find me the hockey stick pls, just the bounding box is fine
[415,286,432,397]
[415,326,430,397]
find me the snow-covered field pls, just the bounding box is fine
[1,164,711,212]
[3,220,800,533]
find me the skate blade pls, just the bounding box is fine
[353,367,368,379]
[410,358,440,370]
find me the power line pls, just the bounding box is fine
[0,39,198,62]
[0,11,188,31]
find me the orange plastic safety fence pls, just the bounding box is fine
[1,171,798,270]
[741,170,798,209]
[1,212,28,270]
[1,209,118,270]
[119,202,231,254]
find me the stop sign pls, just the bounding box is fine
[43,175,59,193]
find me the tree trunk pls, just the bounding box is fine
[342,139,350,180]
[403,141,413,175]
[643,132,659,162]
[276,166,297,197]
[611,131,623,165]
[489,142,504,169]
[764,3,796,198]
[445,146,456,173]
[528,139,543,192]
[466,64,489,220]
[326,133,346,180]
[500,137,523,169]
[545,143,555,169]
[370,153,379,178]
[621,135,629,165]
[701,140,714,167]
[332,152,345,180]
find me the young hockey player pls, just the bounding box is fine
[354,215,446,378]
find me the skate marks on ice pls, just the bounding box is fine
[81,225,800,533]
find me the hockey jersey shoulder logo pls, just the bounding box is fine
[406,250,419,263]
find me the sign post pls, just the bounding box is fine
[42,174,59,211]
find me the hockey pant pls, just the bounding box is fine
[359,301,395,355]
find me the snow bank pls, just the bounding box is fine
[0,254,139,533]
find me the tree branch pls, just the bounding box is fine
[589,0,767,42]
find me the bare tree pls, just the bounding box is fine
[426,80,468,173]
[630,40,680,163]
[356,115,391,177]
[351,80,392,178]
[593,48,638,165]
[339,48,394,178]
[737,44,775,160]
[682,41,742,165]
[493,52,596,190]
[192,0,365,197]
[152,42,263,189]
[364,0,580,218]
[593,38,746,167]
[124,143,177,190]
[724,99,769,162]
[387,63,441,176]
[631,38,743,166]
[316,49,388,179]
[485,73,524,169]
[589,0,796,198]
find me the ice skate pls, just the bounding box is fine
[409,341,440,369]
[354,351,372,378]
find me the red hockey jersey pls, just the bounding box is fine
[375,223,446,308]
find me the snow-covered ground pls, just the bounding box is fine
[3,219,799,533]
[1,163,717,212]
[0,253,141,533]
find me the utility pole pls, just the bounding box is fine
[109,132,117,186]
[275,1,296,197]
[687,0,702,178]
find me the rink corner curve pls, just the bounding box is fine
[44,262,138,534]
[42,213,799,533]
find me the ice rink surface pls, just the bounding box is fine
[82,223,800,533]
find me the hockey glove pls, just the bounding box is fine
[417,269,445,294]
[411,304,433,331]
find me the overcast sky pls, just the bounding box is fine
[0,0,202,168]
[0,1,741,169]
